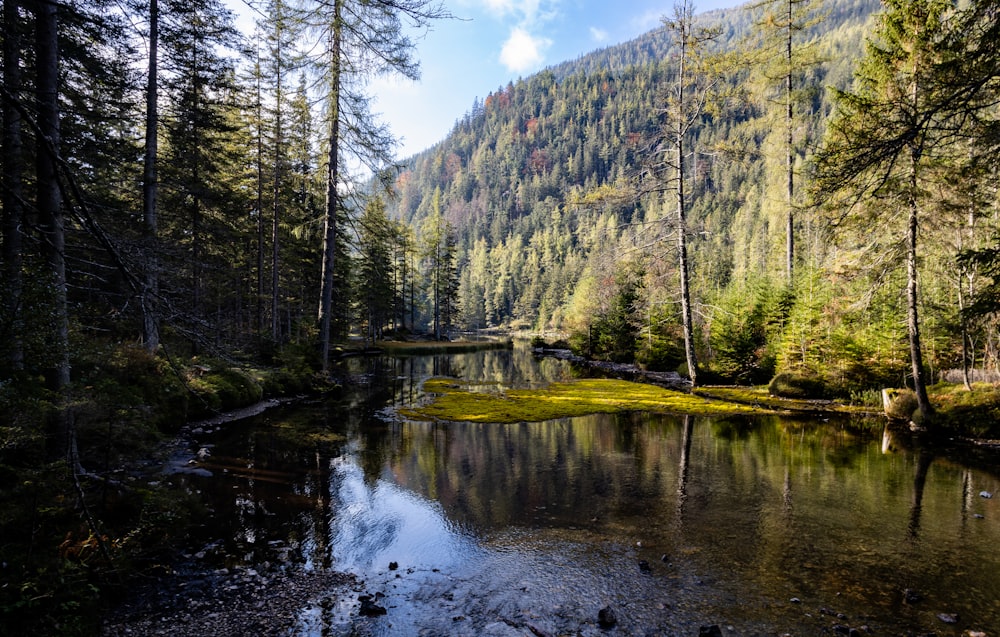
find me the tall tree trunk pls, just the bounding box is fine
[433,244,441,340]
[676,160,698,387]
[907,151,932,420]
[958,268,972,391]
[271,27,283,344]
[142,0,160,352]
[784,0,794,282]
[35,0,73,466]
[2,0,25,371]
[317,0,342,372]
[674,9,698,388]
[192,51,204,328]
[255,44,265,338]
[35,0,69,392]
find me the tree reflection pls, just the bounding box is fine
[677,415,694,527]
[908,449,934,540]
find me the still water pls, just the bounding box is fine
[180,346,1000,636]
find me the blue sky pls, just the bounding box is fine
[374,0,746,159]
[231,0,747,161]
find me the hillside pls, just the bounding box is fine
[385,0,880,344]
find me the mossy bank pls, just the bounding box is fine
[0,343,327,636]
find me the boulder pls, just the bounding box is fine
[882,388,918,421]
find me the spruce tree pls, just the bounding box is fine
[299,0,450,369]
[812,0,959,421]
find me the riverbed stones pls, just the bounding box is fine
[597,605,617,628]
[938,612,960,624]
[358,593,388,616]
[100,565,359,636]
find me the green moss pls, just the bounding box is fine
[929,383,1000,438]
[768,372,828,399]
[399,377,773,423]
[185,364,265,419]
[269,418,347,446]
[694,386,871,414]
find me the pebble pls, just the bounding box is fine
[597,605,617,628]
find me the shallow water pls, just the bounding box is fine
[177,347,1000,636]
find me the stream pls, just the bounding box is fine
[154,345,1000,636]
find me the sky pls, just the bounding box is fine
[373,0,747,159]
[232,0,747,161]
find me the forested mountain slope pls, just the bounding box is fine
[384,0,886,378]
[383,0,1000,394]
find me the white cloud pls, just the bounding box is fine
[589,26,608,42]
[632,9,666,33]
[473,0,552,26]
[499,27,551,73]
[482,0,517,16]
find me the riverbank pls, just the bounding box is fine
[0,344,328,635]
[101,563,359,636]
[6,338,1000,635]
[533,345,1000,441]
[0,338,521,635]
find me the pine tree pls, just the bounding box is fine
[34,0,70,393]
[142,0,161,352]
[356,197,395,342]
[301,0,450,370]
[1,0,25,372]
[642,0,724,387]
[749,0,823,281]
[159,0,240,338]
[812,0,960,421]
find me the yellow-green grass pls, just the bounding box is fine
[693,386,873,415]
[928,382,1000,438]
[398,377,776,424]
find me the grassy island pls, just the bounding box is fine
[399,377,777,423]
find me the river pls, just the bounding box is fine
[171,344,1000,636]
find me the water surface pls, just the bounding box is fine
[179,347,1000,635]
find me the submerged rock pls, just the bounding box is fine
[699,626,723,637]
[359,594,388,617]
[597,605,617,628]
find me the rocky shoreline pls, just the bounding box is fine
[101,563,360,636]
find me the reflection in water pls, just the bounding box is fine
[185,346,1000,635]
[908,449,934,539]
[677,414,694,527]
[326,454,481,574]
